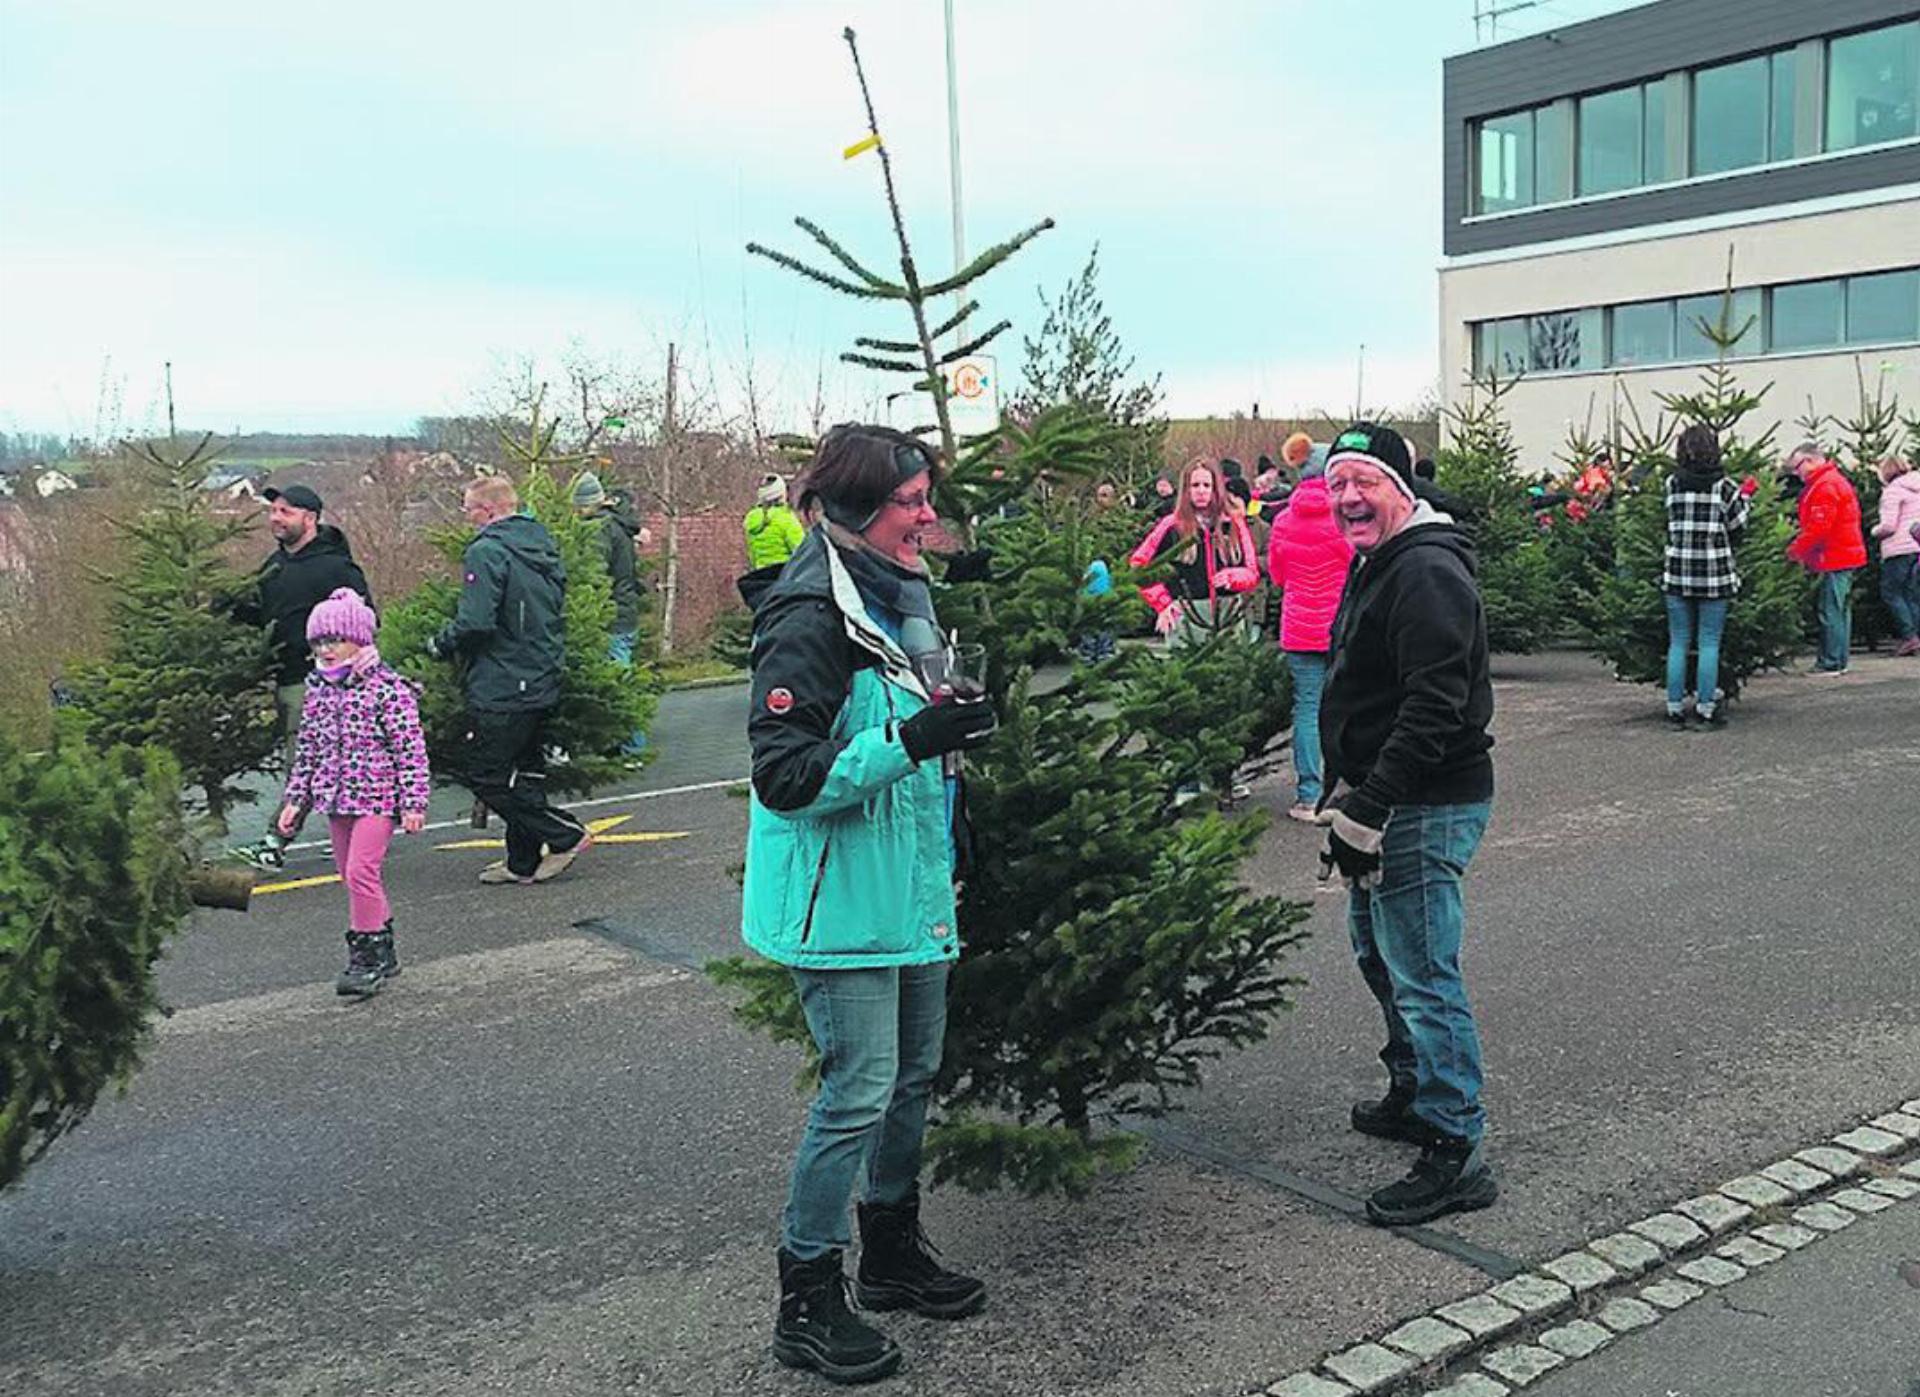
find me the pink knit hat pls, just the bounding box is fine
[306,587,376,646]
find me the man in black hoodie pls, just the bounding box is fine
[427,474,591,885]
[230,483,372,869]
[1318,423,1498,1227]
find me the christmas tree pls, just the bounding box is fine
[1593,286,1808,697]
[378,387,659,795]
[1541,417,1623,641]
[1,730,193,1190]
[1833,358,1904,649]
[1435,372,1561,651]
[69,422,278,830]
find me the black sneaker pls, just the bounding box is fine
[1350,1086,1426,1144]
[1665,710,1688,731]
[773,1249,902,1385]
[231,837,286,872]
[855,1196,986,1319]
[1366,1134,1498,1226]
[335,932,387,997]
[1699,707,1728,729]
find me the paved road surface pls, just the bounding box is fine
[4,657,1919,1396]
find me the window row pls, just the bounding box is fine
[1471,268,1920,376]
[1473,17,1920,215]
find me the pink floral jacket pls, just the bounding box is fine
[284,662,432,817]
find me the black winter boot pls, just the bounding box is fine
[773,1249,902,1384]
[335,932,387,997]
[1365,1132,1498,1226]
[373,923,401,980]
[855,1196,986,1319]
[1350,1082,1425,1144]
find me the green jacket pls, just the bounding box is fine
[432,514,567,712]
[744,504,806,571]
[740,529,957,970]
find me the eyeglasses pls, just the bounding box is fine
[887,490,932,512]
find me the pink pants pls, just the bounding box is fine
[328,814,395,933]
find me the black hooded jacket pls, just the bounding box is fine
[433,514,568,712]
[1321,514,1494,829]
[237,525,373,685]
[595,502,644,632]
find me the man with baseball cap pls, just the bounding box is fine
[1317,422,1499,1226]
[232,482,373,869]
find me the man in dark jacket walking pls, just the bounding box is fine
[427,474,591,885]
[573,471,649,758]
[1317,423,1499,1227]
[231,482,372,869]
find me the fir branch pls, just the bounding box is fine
[745,242,904,300]
[794,217,899,292]
[937,320,1011,365]
[839,351,928,374]
[852,335,924,353]
[921,219,1057,298]
[926,299,981,343]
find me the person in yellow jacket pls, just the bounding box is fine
[745,474,806,570]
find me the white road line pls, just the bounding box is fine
[283,776,749,853]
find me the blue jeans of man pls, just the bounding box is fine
[1348,802,1492,1143]
[1881,555,1920,642]
[1815,570,1855,670]
[1284,650,1329,806]
[1663,594,1729,715]
[783,962,949,1260]
[606,628,649,754]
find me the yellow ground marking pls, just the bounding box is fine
[594,832,691,845]
[436,812,635,852]
[253,874,343,896]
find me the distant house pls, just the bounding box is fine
[28,469,78,499]
[199,468,266,501]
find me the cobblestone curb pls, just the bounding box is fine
[1261,1095,1920,1396]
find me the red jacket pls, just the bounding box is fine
[1129,511,1259,613]
[1787,461,1868,572]
[1266,478,1354,651]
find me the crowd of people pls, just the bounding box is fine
[222,416,1900,1384]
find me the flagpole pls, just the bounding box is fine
[944,0,966,354]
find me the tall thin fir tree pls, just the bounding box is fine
[1834,357,1905,649]
[71,368,278,831]
[746,26,1052,492]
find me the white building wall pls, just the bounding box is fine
[1439,195,1920,473]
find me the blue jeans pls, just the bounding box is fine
[606,628,649,754]
[1348,802,1492,1143]
[783,962,949,1259]
[1663,595,1729,715]
[1881,555,1920,642]
[1284,650,1328,805]
[1815,570,1855,670]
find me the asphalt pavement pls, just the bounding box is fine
[4,656,1919,1396]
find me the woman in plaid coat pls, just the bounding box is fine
[1662,424,1753,729]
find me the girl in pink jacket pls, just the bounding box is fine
[1265,460,1354,822]
[277,588,431,997]
[1129,458,1259,646]
[1873,456,1920,655]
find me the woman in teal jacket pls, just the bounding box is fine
[741,425,997,1385]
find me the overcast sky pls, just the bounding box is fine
[0,0,1652,439]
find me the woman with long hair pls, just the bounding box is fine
[1128,456,1260,645]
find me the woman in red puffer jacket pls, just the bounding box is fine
[1266,459,1354,822]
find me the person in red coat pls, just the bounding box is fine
[1786,444,1868,674]
[1267,453,1354,821]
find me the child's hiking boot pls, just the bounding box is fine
[854,1196,986,1319]
[373,922,401,981]
[773,1248,901,1384]
[336,931,391,997]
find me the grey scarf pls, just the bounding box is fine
[826,522,944,665]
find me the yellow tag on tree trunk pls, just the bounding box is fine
[842,133,881,160]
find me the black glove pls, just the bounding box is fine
[900,693,997,763]
[941,548,995,584]
[1318,809,1384,889]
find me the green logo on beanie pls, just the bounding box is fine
[1336,430,1371,450]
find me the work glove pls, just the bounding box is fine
[899,686,997,764]
[1154,602,1185,637]
[1739,475,1759,498]
[942,548,995,584]
[1318,808,1385,890]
